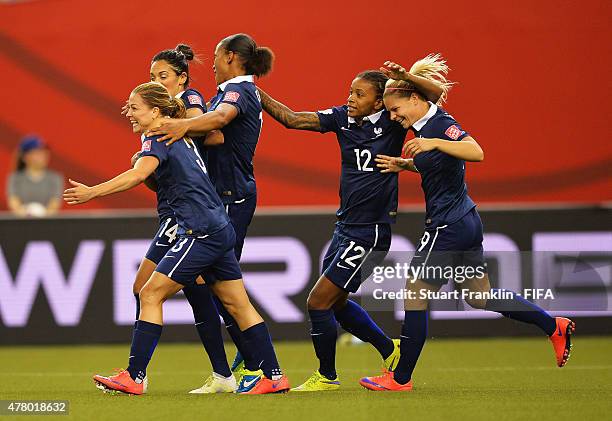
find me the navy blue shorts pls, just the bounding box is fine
[145,216,179,264]
[322,223,392,293]
[225,194,256,261]
[410,207,486,285]
[155,223,242,286]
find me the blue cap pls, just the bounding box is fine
[19,136,46,153]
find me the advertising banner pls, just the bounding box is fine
[1,207,610,344]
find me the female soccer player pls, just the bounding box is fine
[253,56,450,391]
[359,67,575,392]
[128,44,237,394]
[147,33,274,377]
[64,82,289,395]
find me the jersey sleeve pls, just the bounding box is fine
[139,135,168,165]
[183,89,207,113]
[439,116,470,142]
[219,84,249,115]
[316,106,346,134]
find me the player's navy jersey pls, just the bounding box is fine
[176,88,207,156]
[411,102,476,228]
[206,75,262,204]
[176,88,207,114]
[139,134,229,235]
[151,88,208,222]
[316,105,406,225]
[141,133,174,222]
[153,183,174,221]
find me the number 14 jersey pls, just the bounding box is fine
[140,134,229,236]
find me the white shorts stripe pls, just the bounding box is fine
[343,224,379,289]
[423,224,448,267]
[168,238,195,278]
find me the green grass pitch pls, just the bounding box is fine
[1,337,611,420]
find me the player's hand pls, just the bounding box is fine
[403,138,438,157]
[375,154,411,173]
[380,61,409,80]
[121,100,129,116]
[63,179,95,205]
[147,119,189,145]
[130,151,141,167]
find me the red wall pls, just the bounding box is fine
[1,0,611,211]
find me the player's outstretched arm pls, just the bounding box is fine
[381,61,445,104]
[63,156,159,205]
[185,104,224,146]
[148,104,238,145]
[130,151,158,192]
[258,88,321,131]
[375,154,418,173]
[403,136,484,162]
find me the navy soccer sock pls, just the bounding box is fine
[393,311,428,385]
[212,295,254,370]
[241,322,282,379]
[183,284,231,377]
[485,288,556,336]
[308,309,338,380]
[127,320,163,382]
[334,300,394,359]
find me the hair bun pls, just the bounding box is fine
[220,34,274,77]
[175,44,194,61]
[251,46,274,76]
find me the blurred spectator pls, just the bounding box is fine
[6,135,63,217]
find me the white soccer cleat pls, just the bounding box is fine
[189,372,237,394]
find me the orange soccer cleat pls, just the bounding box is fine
[93,369,146,395]
[359,370,413,392]
[549,317,575,367]
[235,369,290,395]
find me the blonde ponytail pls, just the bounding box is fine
[409,53,454,104]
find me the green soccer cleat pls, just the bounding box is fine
[383,339,401,371]
[232,360,246,383]
[291,371,340,392]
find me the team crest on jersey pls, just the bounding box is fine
[374,127,383,135]
[187,95,203,106]
[223,91,240,102]
[445,125,463,140]
[141,140,152,152]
